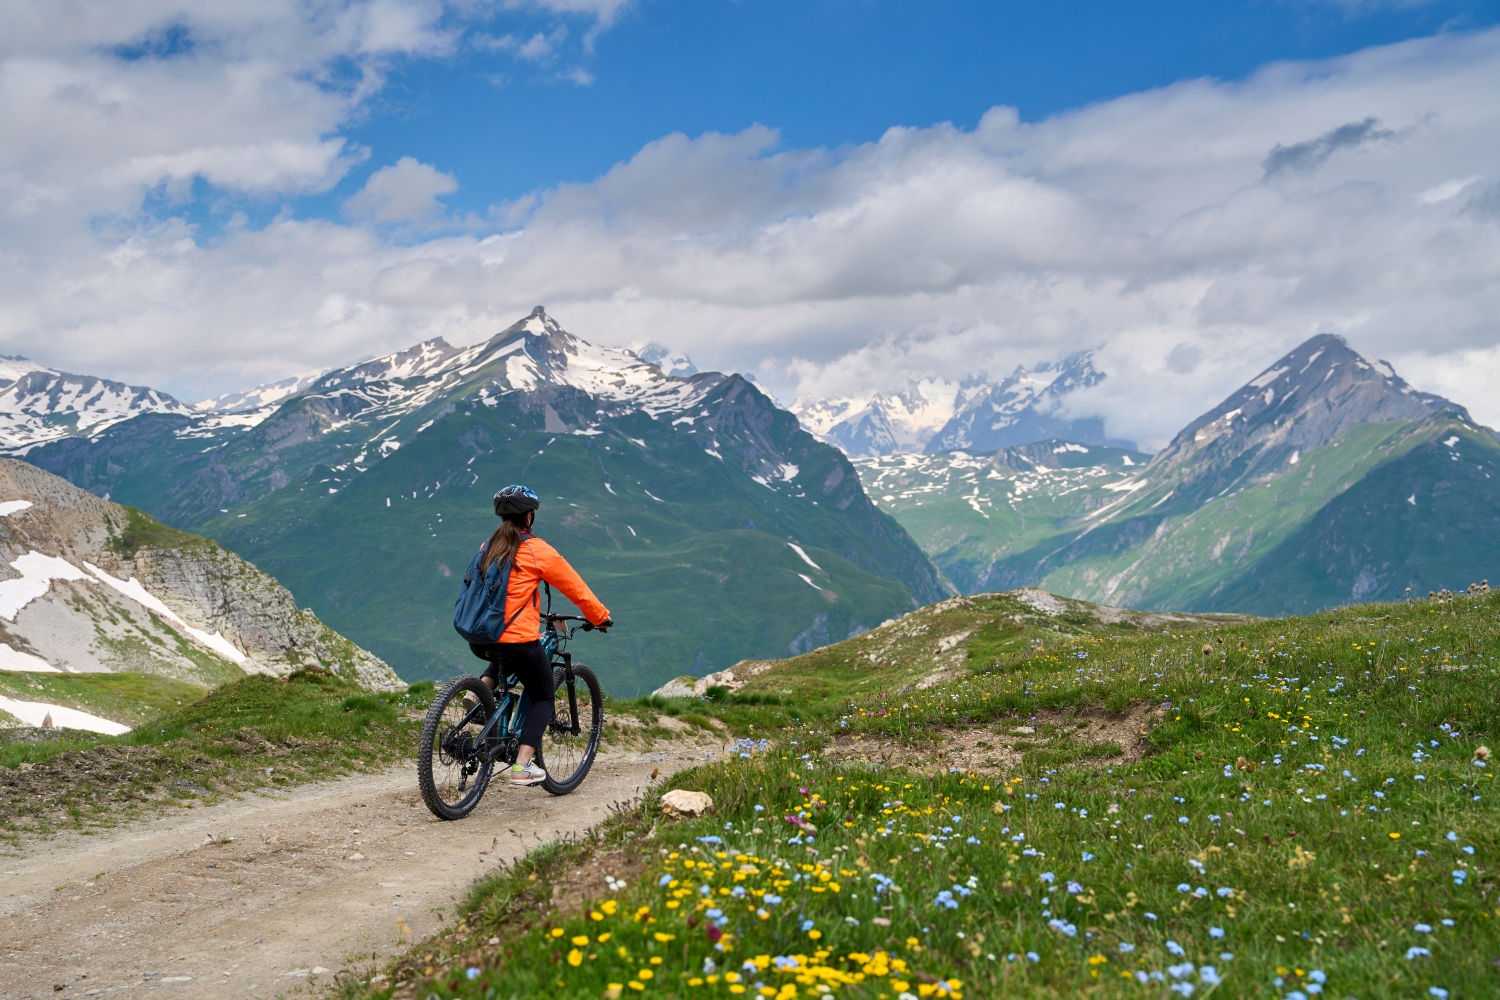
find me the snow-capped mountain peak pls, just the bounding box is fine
[789,375,970,458]
[0,361,194,454]
[926,350,1123,454]
[635,343,699,379]
[0,355,52,384]
[793,350,1132,458]
[195,369,327,414]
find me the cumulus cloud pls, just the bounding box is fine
[343,157,458,223]
[2,15,1500,451]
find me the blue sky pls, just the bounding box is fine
[321,0,1499,221]
[4,0,1500,445]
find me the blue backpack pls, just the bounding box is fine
[452,535,536,645]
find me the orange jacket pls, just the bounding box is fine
[495,535,610,643]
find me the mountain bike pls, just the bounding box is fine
[417,612,606,820]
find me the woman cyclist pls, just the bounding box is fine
[459,484,612,787]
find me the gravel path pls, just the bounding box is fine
[0,744,713,999]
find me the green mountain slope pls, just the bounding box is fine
[855,440,1149,593]
[24,310,944,691]
[1212,421,1500,613]
[1033,417,1453,609]
[205,401,918,692]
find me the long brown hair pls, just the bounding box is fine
[481,511,533,573]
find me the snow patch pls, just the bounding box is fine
[797,573,823,592]
[1249,366,1287,389]
[0,643,58,672]
[0,695,130,734]
[0,500,33,517]
[788,543,822,570]
[1444,436,1460,447]
[84,564,247,665]
[0,551,88,620]
[1052,443,1089,454]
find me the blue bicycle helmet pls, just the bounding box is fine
[493,484,540,517]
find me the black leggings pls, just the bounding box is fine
[470,640,554,748]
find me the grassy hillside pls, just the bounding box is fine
[0,670,431,844]
[381,589,1500,1000]
[1036,418,1472,610]
[0,671,206,727]
[1214,425,1500,614]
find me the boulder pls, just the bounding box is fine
[659,789,713,819]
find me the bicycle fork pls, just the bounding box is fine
[555,651,581,737]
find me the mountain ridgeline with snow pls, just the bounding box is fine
[20,309,944,691]
[859,334,1500,615]
[790,351,1132,458]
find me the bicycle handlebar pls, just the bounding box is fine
[543,613,614,633]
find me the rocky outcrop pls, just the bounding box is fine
[0,459,402,691]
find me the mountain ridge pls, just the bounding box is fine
[20,309,946,690]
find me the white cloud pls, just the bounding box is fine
[343,156,458,223]
[2,19,1500,451]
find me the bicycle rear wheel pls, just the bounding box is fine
[418,676,495,820]
[539,664,603,795]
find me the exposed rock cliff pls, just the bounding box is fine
[0,459,402,692]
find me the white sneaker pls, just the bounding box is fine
[507,761,547,787]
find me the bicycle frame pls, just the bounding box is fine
[443,614,586,766]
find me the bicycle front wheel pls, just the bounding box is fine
[540,663,603,796]
[417,676,495,820]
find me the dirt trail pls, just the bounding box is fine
[0,743,718,1000]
